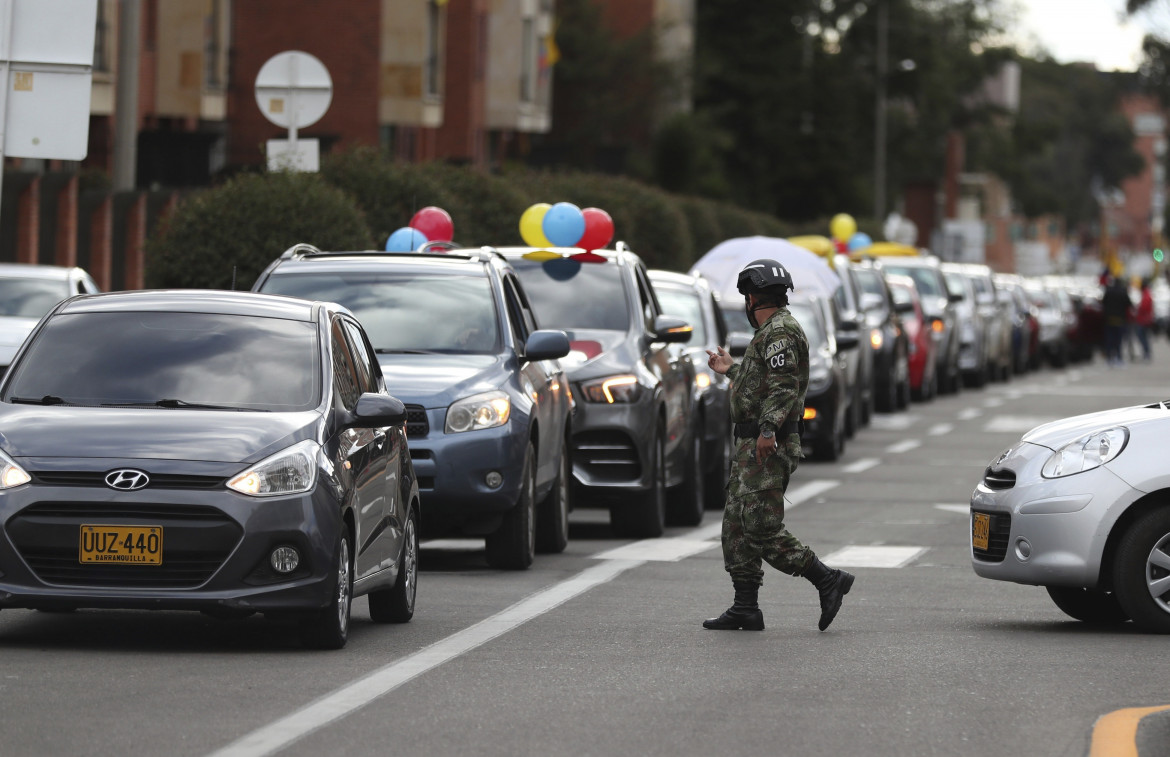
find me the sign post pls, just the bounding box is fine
[0,0,98,217]
[254,51,332,172]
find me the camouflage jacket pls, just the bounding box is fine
[726,307,810,492]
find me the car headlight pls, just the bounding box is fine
[870,329,883,350]
[0,448,30,489]
[445,391,511,432]
[580,375,642,403]
[807,354,832,393]
[1041,427,1128,478]
[228,439,319,496]
[695,372,712,390]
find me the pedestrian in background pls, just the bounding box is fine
[703,259,853,632]
[1101,275,1132,367]
[1134,277,1154,362]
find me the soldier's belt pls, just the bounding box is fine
[733,420,800,439]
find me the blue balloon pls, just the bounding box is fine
[385,227,428,252]
[542,202,586,247]
[847,231,873,251]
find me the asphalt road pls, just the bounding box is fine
[2,349,1168,757]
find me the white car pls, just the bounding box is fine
[0,263,100,374]
[971,400,1170,632]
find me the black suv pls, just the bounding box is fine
[496,245,696,538]
[254,246,573,570]
[0,291,418,649]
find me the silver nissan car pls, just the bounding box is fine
[971,399,1170,632]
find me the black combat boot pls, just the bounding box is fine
[702,581,765,631]
[803,556,854,631]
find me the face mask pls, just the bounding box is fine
[745,296,766,329]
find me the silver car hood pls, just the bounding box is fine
[1021,403,1169,450]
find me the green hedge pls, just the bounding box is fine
[144,149,826,287]
[145,171,372,290]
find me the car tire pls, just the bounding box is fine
[1045,586,1128,626]
[861,385,874,426]
[535,442,571,554]
[667,427,704,527]
[876,376,897,413]
[813,416,844,462]
[1111,507,1170,633]
[845,389,860,439]
[611,424,666,539]
[300,529,353,650]
[486,443,536,570]
[369,506,418,623]
[703,433,731,510]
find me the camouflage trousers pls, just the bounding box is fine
[721,454,813,587]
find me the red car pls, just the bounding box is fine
[887,274,938,401]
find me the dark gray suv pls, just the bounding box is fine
[0,291,418,649]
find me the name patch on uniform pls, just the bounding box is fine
[765,340,786,369]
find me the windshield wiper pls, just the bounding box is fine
[10,395,67,405]
[102,399,256,411]
[375,348,439,355]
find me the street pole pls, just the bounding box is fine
[874,0,888,222]
[112,0,139,191]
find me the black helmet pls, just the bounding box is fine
[736,259,794,295]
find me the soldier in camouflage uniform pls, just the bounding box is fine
[703,259,854,632]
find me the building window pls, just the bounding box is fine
[425,1,441,98]
[520,18,535,103]
[204,0,222,88]
[93,0,110,72]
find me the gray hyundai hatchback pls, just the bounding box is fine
[0,290,419,649]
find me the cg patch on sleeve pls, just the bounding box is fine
[765,340,787,369]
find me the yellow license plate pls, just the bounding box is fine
[972,513,990,551]
[79,525,163,565]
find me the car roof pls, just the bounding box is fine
[0,263,81,280]
[56,290,324,322]
[647,269,713,293]
[492,244,638,267]
[268,248,496,278]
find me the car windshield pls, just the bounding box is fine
[510,258,630,331]
[943,273,969,300]
[788,301,826,345]
[4,312,320,411]
[721,304,752,335]
[854,268,885,299]
[889,284,914,309]
[0,276,68,318]
[260,272,501,354]
[654,287,708,345]
[884,265,944,298]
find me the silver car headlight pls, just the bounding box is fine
[0,448,30,489]
[1041,427,1128,478]
[807,353,832,393]
[228,439,320,496]
[445,391,511,432]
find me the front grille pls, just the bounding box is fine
[30,472,224,490]
[972,509,1011,563]
[572,430,641,483]
[405,405,429,438]
[982,467,1016,490]
[8,502,242,588]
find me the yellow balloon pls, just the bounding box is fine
[520,203,553,247]
[830,213,857,243]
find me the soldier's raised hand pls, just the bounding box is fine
[706,346,733,374]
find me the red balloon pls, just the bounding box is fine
[410,206,454,242]
[834,239,848,254]
[577,208,614,251]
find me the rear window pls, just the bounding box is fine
[0,276,68,318]
[260,272,501,355]
[5,312,320,411]
[510,258,630,331]
[655,287,708,345]
[884,265,944,298]
[854,268,885,298]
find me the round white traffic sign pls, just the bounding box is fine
[254,51,333,130]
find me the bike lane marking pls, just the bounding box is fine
[1089,705,1170,757]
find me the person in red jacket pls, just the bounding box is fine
[1135,278,1155,362]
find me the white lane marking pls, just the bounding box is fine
[983,398,1004,408]
[935,504,969,514]
[1067,370,1082,382]
[886,439,921,454]
[594,539,716,562]
[984,415,1058,433]
[927,423,953,437]
[957,408,983,421]
[822,545,928,568]
[786,479,841,506]
[870,414,919,431]
[206,559,643,757]
[420,538,482,550]
[1006,390,1023,400]
[842,458,880,474]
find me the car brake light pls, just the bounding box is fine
[570,340,602,361]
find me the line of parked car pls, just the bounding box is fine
[0,239,1155,647]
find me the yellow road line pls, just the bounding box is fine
[1090,705,1170,757]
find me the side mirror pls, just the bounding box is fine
[836,331,860,350]
[894,300,914,315]
[524,329,571,360]
[948,291,964,303]
[652,315,693,344]
[353,393,407,427]
[729,332,751,358]
[838,315,862,331]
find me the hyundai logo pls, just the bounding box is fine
[105,469,150,491]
